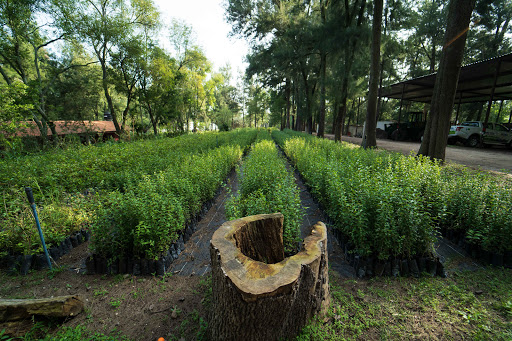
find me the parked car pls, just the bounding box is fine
[448,121,512,148]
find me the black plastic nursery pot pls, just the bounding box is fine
[0,229,90,275]
[86,234,184,276]
[442,227,512,269]
[333,227,446,279]
[84,169,233,276]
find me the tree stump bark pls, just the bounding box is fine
[209,213,329,341]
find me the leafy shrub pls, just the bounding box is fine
[226,131,302,253]
[275,130,442,260]
[0,190,93,255]
[274,129,512,258]
[91,145,244,259]
[442,170,512,253]
[2,129,256,256]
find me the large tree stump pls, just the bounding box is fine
[209,213,329,341]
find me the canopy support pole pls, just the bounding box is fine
[483,59,502,131]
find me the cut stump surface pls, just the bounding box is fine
[209,213,329,341]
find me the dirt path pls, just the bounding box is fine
[167,169,238,276]
[293,170,355,278]
[332,134,512,175]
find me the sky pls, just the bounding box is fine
[153,0,250,80]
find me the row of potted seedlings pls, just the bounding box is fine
[1,229,90,275]
[273,130,447,278]
[85,191,219,276]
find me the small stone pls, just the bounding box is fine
[179,297,185,302]
[171,310,178,319]
[474,290,484,295]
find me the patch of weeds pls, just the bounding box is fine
[171,309,208,341]
[0,329,14,341]
[299,267,512,340]
[160,271,173,284]
[93,289,108,297]
[110,298,122,309]
[84,307,93,321]
[113,274,124,284]
[131,287,145,299]
[47,266,65,279]
[34,325,131,340]
[171,305,181,318]
[495,300,512,319]
[199,274,212,307]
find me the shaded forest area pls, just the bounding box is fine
[0,0,247,152]
[226,0,512,146]
[1,0,512,157]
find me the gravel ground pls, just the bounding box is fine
[334,135,512,175]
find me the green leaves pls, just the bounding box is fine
[275,130,438,260]
[89,132,248,259]
[227,131,302,253]
[2,129,256,257]
[276,129,512,259]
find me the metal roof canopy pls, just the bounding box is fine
[380,53,512,104]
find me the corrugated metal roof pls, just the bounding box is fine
[10,121,119,137]
[380,53,512,104]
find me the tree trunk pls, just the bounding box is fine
[98,50,122,136]
[209,213,329,341]
[285,79,291,129]
[334,0,366,142]
[331,100,338,134]
[334,80,348,141]
[318,52,327,137]
[362,0,383,149]
[147,103,158,135]
[418,0,475,160]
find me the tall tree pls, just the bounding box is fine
[72,0,159,135]
[332,0,368,141]
[418,0,475,160]
[361,0,383,148]
[0,0,89,143]
[465,0,512,62]
[317,0,329,137]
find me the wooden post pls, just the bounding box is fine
[209,213,329,341]
[398,83,405,124]
[455,92,462,124]
[483,59,502,131]
[495,100,504,123]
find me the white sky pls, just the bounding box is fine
[153,0,249,80]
